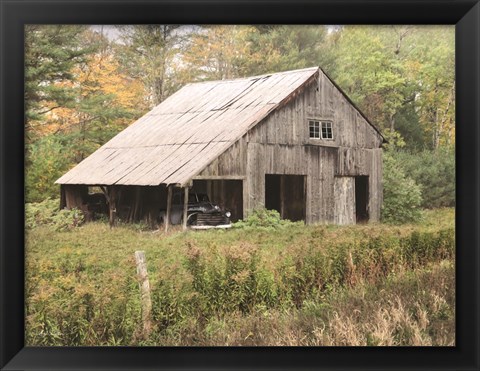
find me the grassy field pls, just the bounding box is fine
[25,208,455,346]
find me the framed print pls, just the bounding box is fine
[1,0,479,370]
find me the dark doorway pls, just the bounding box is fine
[355,176,369,223]
[265,175,281,213]
[223,180,243,222]
[265,174,306,222]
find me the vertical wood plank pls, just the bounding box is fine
[334,177,355,225]
[165,185,173,232]
[242,178,248,220]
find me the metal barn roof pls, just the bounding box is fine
[56,67,321,187]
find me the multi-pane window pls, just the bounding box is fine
[321,121,333,139]
[308,120,333,140]
[309,120,320,139]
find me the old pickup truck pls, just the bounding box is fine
[159,192,231,228]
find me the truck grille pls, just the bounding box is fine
[195,212,230,226]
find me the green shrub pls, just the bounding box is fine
[26,198,84,231]
[233,207,301,230]
[26,135,72,203]
[395,149,455,209]
[381,130,423,224]
[382,152,423,224]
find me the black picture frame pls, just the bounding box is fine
[1,1,479,370]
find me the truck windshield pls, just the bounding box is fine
[174,193,210,204]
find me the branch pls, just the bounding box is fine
[36,106,62,115]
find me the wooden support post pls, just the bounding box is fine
[206,180,212,201]
[280,175,285,219]
[242,179,248,220]
[182,186,189,231]
[165,185,172,233]
[133,186,141,222]
[134,251,152,338]
[60,185,66,210]
[108,187,116,228]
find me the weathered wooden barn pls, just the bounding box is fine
[56,66,384,227]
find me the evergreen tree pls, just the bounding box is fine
[25,25,94,138]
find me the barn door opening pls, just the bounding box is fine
[355,176,369,223]
[192,179,243,222]
[265,174,305,222]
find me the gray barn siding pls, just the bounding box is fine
[248,73,382,149]
[197,137,247,177]
[195,70,383,224]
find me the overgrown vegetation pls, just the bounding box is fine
[25,198,84,231]
[381,130,423,224]
[380,131,455,223]
[150,260,454,346]
[232,208,302,230]
[382,153,423,224]
[395,148,455,209]
[25,208,455,346]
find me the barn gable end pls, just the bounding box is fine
[197,68,383,223]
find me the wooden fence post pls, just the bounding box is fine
[134,251,152,337]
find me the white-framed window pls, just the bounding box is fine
[308,119,333,140]
[309,120,320,139]
[321,121,333,139]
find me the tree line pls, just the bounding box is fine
[25,25,455,219]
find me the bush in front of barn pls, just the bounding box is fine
[26,198,84,231]
[232,207,302,230]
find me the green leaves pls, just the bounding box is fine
[381,151,423,224]
[25,136,71,203]
[326,25,454,149]
[118,25,183,106]
[395,148,455,208]
[25,198,84,231]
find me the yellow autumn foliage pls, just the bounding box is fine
[42,51,147,136]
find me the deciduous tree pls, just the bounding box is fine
[118,25,183,107]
